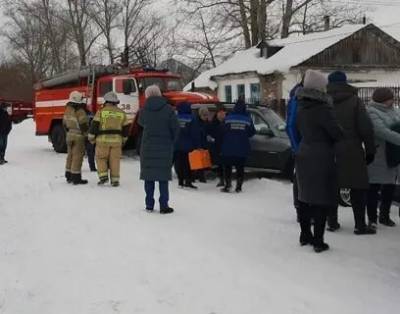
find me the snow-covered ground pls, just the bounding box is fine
[1,120,400,314]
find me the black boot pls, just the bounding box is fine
[216,177,224,187]
[354,226,376,235]
[98,177,108,185]
[185,181,198,189]
[379,216,396,227]
[72,173,88,185]
[221,167,232,193]
[235,177,243,193]
[65,171,72,184]
[160,207,174,214]
[313,242,330,253]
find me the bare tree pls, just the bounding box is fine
[88,0,122,64]
[66,0,103,66]
[281,0,315,38]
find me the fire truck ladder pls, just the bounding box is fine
[86,66,96,107]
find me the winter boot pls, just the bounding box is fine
[216,177,224,187]
[65,171,72,184]
[354,226,376,235]
[184,181,198,189]
[327,221,341,232]
[235,177,243,193]
[299,232,314,246]
[111,181,120,187]
[72,173,88,185]
[313,242,330,253]
[379,216,396,227]
[368,222,378,230]
[97,176,108,185]
[160,207,174,214]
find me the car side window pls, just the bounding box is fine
[250,112,270,133]
[99,80,113,97]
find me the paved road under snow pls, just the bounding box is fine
[1,120,399,314]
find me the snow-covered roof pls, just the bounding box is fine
[186,24,371,91]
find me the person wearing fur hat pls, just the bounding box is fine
[327,71,376,235]
[295,69,343,253]
[366,88,400,228]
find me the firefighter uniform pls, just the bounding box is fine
[88,92,129,187]
[63,91,89,185]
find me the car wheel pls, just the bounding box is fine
[50,124,67,153]
[339,188,352,207]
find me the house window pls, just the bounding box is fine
[99,80,113,97]
[225,85,232,103]
[237,84,245,100]
[250,83,261,104]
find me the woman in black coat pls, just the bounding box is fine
[295,70,343,253]
[0,102,12,164]
[138,85,180,214]
[327,71,376,235]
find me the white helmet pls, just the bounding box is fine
[68,91,84,104]
[103,91,120,105]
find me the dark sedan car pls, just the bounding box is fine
[192,103,294,178]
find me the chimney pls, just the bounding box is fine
[362,15,367,25]
[191,81,195,92]
[324,15,330,31]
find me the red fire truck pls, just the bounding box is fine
[0,97,34,123]
[34,65,218,153]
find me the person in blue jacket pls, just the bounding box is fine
[220,99,256,193]
[286,81,303,221]
[174,102,201,189]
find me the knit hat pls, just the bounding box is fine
[145,85,162,98]
[372,88,394,103]
[303,70,328,92]
[328,71,347,83]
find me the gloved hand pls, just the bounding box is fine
[366,153,375,165]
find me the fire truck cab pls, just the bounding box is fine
[34,66,218,153]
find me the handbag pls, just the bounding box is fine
[189,149,212,170]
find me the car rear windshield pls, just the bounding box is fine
[139,77,183,92]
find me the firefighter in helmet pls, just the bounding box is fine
[88,92,129,187]
[63,91,89,185]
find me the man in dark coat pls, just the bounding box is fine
[327,71,376,235]
[139,85,179,214]
[174,102,201,189]
[295,70,343,253]
[0,102,12,164]
[192,107,210,183]
[220,99,256,193]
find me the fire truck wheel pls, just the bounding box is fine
[51,124,67,153]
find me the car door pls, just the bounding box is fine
[246,110,289,171]
[114,77,139,123]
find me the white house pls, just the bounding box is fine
[186,23,400,104]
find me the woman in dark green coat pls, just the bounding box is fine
[138,85,179,214]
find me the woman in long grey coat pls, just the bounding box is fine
[138,85,179,214]
[367,88,400,227]
[295,70,343,253]
[327,71,376,235]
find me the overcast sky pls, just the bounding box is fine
[0,1,399,57]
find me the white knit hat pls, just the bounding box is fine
[303,70,328,92]
[145,85,162,98]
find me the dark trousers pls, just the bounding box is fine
[145,181,169,209]
[85,140,96,171]
[350,189,368,229]
[224,164,245,186]
[293,174,300,220]
[367,184,395,223]
[174,151,192,185]
[298,202,328,245]
[0,135,8,160]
